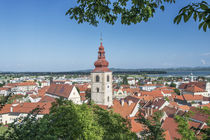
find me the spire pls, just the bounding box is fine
[92,41,110,72]
[100,32,103,43]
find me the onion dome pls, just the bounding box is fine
[93,42,111,72]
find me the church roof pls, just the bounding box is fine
[92,42,111,72]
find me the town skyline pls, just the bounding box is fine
[0,0,210,72]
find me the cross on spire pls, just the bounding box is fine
[100,32,103,42]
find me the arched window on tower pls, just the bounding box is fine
[96,75,100,82]
[107,75,110,82]
[107,96,109,102]
[97,88,99,93]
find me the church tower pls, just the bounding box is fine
[91,42,113,106]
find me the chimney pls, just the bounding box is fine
[128,100,133,106]
[121,99,124,106]
[150,108,153,116]
[10,106,13,112]
[147,108,150,116]
[144,110,148,117]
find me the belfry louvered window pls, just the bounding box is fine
[96,75,100,82]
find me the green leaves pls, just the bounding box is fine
[66,0,210,32]
[2,99,137,140]
[138,110,165,140]
[201,3,209,10]
[66,0,176,26]
[174,1,210,32]
[175,115,197,140]
[160,5,165,11]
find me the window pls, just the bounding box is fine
[97,88,99,93]
[107,75,110,82]
[96,75,100,82]
[107,96,110,102]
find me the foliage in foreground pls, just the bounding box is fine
[175,115,197,140]
[1,99,137,140]
[138,109,165,140]
[175,109,210,140]
[66,0,210,31]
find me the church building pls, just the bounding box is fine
[91,42,113,107]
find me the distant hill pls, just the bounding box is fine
[0,66,210,74]
[109,67,210,72]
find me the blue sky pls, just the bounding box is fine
[0,0,210,72]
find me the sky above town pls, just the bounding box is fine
[0,0,210,72]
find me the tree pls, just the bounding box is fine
[193,107,210,140]
[122,75,128,85]
[138,110,165,140]
[85,89,91,99]
[38,81,41,87]
[0,92,12,111]
[175,115,197,140]
[66,0,209,31]
[0,81,5,87]
[201,117,210,140]
[2,99,137,140]
[170,82,176,88]
[174,88,180,95]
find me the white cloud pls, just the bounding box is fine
[202,52,210,56]
[201,59,206,65]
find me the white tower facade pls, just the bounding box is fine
[91,42,113,106]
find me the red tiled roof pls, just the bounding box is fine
[0,87,11,91]
[178,105,190,111]
[0,104,12,114]
[169,101,179,108]
[172,95,184,101]
[200,103,210,108]
[47,84,74,98]
[140,90,163,98]
[0,102,51,114]
[162,106,178,118]
[130,118,143,133]
[39,96,56,103]
[38,86,50,97]
[156,87,175,90]
[76,84,89,92]
[183,94,203,101]
[141,84,164,87]
[164,130,171,140]
[80,93,87,101]
[112,99,137,118]
[6,82,36,87]
[189,107,209,123]
[185,85,205,93]
[162,117,181,139]
[179,82,206,90]
[162,90,175,94]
